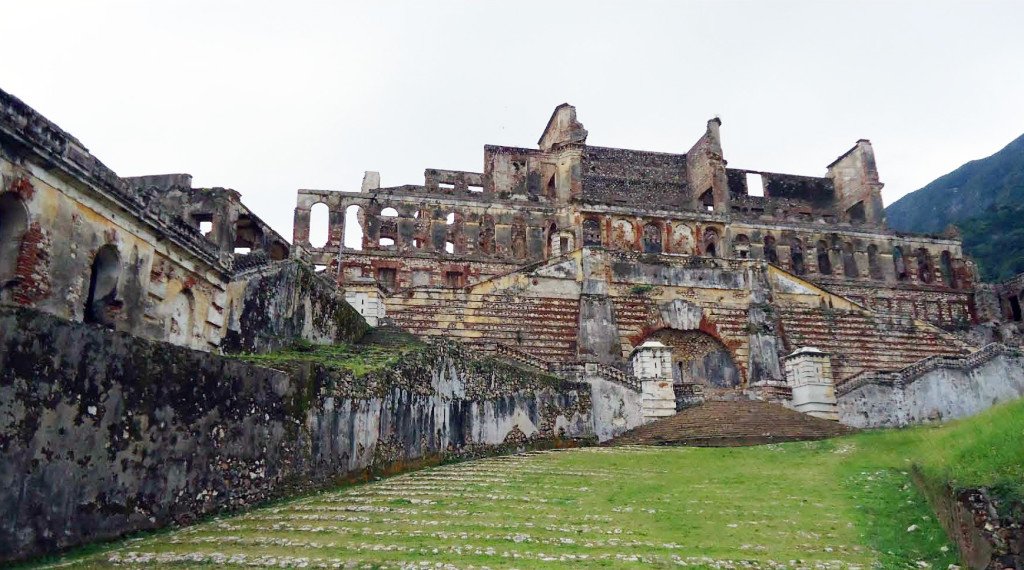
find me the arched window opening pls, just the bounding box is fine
[842,242,858,277]
[446,212,456,225]
[344,205,364,250]
[642,222,662,253]
[308,203,330,248]
[699,189,715,212]
[413,209,421,219]
[817,240,832,275]
[893,246,908,281]
[582,217,602,246]
[917,248,934,284]
[546,174,556,198]
[546,223,559,257]
[412,238,423,249]
[940,251,956,288]
[846,201,866,224]
[867,244,883,279]
[445,241,455,254]
[763,235,778,264]
[733,234,750,259]
[381,207,399,217]
[379,237,395,247]
[0,192,29,290]
[790,238,805,275]
[1010,295,1023,322]
[84,244,121,327]
[166,289,194,346]
[702,228,720,257]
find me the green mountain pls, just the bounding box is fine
[885,133,1024,282]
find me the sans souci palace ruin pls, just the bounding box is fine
[1,89,1023,561]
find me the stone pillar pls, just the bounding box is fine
[361,171,380,192]
[630,340,676,422]
[343,278,386,326]
[783,347,838,420]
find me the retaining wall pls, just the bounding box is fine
[0,307,592,563]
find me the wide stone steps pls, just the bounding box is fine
[609,400,856,447]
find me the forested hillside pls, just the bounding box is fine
[886,133,1024,281]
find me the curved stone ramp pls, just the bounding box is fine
[609,399,856,447]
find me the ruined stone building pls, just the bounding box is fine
[2,87,1023,562]
[293,103,1010,418]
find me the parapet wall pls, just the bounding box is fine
[837,344,1024,428]
[223,260,370,353]
[0,307,593,563]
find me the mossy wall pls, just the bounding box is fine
[222,261,370,354]
[0,307,593,564]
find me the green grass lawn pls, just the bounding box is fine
[29,399,1024,569]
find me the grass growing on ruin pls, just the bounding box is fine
[31,401,1024,569]
[31,443,958,569]
[235,329,427,377]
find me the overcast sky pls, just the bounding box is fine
[2,1,1022,240]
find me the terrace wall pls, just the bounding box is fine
[0,307,593,563]
[837,344,1024,428]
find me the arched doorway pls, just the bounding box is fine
[647,329,741,393]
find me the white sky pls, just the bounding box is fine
[2,1,1022,241]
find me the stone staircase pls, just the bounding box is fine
[469,341,644,392]
[609,399,856,447]
[358,324,422,348]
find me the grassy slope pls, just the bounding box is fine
[28,399,1024,569]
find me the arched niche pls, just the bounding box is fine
[0,191,28,291]
[166,288,195,346]
[85,244,121,327]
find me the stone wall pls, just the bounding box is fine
[0,307,593,563]
[223,260,370,353]
[837,344,1024,428]
[0,87,236,351]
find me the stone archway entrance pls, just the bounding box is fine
[647,329,741,393]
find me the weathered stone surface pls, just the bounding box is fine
[838,345,1024,428]
[0,306,592,563]
[223,260,370,353]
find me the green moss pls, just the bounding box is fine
[233,335,424,378]
[628,284,654,295]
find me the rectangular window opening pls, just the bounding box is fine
[745,172,764,197]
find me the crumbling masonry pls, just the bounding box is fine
[2,88,1024,562]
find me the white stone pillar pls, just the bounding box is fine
[343,279,386,326]
[783,347,838,420]
[630,340,677,422]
